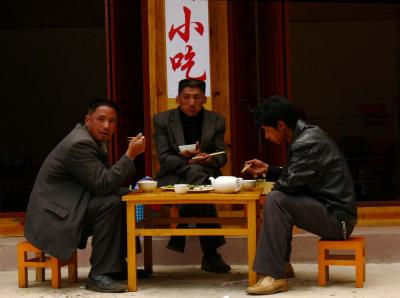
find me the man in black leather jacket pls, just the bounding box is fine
[243,96,357,295]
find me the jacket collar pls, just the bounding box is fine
[169,107,213,150]
[169,108,186,146]
[290,119,307,145]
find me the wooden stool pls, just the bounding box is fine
[318,236,366,288]
[17,241,78,288]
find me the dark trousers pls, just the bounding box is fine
[168,204,225,254]
[82,194,140,276]
[80,194,125,276]
[162,163,226,254]
[253,191,353,279]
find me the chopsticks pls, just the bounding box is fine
[192,151,226,160]
[127,135,145,142]
[241,163,252,173]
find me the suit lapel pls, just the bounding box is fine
[169,108,186,145]
[201,110,214,151]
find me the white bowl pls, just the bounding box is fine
[178,144,196,152]
[242,179,256,190]
[137,180,157,192]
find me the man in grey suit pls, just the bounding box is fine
[25,99,147,293]
[153,78,230,273]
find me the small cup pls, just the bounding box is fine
[174,184,188,194]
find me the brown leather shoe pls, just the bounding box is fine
[284,263,295,278]
[246,276,288,295]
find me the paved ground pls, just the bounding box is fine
[1,263,399,297]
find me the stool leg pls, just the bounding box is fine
[68,252,78,283]
[363,262,366,282]
[318,248,328,286]
[355,245,364,288]
[18,244,28,288]
[363,244,366,282]
[35,251,45,282]
[50,257,61,288]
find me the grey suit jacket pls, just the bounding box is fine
[25,124,136,261]
[153,108,227,185]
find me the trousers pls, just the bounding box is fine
[168,204,225,254]
[80,194,141,276]
[253,191,354,278]
[160,163,226,254]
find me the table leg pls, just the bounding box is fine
[256,199,261,242]
[247,201,257,285]
[126,203,137,291]
[143,206,153,272]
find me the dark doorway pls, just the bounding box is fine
[0,0,146,212]
[0,1,107,212]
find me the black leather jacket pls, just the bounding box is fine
[268,120,357,226]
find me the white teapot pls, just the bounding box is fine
[209,176,243,194]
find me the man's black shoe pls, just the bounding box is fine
[108,268,153,280]
[167,236,185,253]
[86,274,127,293]
[201,254,231,273]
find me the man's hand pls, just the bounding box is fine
[243,159,268,176]
[126,133,146,160]
[179,148,199,159]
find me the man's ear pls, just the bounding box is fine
[84,114,90,125]
[276,120,286,131]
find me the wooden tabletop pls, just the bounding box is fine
[122,188,262,204]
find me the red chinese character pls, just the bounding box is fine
[168,6,204,43]
[169,45,206,80]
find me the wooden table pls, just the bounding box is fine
[122,188,262,291]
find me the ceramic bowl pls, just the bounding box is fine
[242,179,256,190]
[137,180,157,192]
[178,144,196,152]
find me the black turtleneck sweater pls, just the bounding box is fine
[179,108,204,145]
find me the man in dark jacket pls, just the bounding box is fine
[153,78,230,273]
[25,99,147,293]
[243,96,357,295]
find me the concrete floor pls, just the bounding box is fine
[1,263,399,298]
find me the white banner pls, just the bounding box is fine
[165,0,210,97]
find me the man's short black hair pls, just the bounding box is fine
[87,98,120,115]
[178,78,206,94]
[251,95,299,130]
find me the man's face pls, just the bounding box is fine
[85,106,117,142]
[261,123,286,145]
[177,86,207,117]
